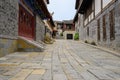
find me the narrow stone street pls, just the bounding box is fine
[0,40,120,80]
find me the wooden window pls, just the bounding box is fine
[23,12,26,23]
[26,15,29,25]
[30,18,32,27]
[20,10,23,23]
[84,0,94,26]
[69,25,72,29]
[87,27,89,36]
[109,9,115,40]
[103,15,107,41]
[84,3,92,20]
[97,19,100,41]
[66,24,72,30]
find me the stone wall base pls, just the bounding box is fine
[0,38,18,57]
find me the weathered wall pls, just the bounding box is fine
[78,0,120,51]
[0,38,18,57]
[0,0,18,57]
[114,0,120,51]
[0,0,18,37]
[63,31,75,40]
[36,15,45,41]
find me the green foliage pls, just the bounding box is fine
[74,33,79,40]
[60,32,63,36]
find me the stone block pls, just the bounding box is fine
[32,69,46,75]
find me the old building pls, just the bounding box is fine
[62,20,75,40]
[0,0,54,57]
[54,21,63,38]
[55,20,75,40]
[18,0,53,51]
[74,0,120,51]
[19,0,51,41]
[44,17,55,38]
[19,0,55,50]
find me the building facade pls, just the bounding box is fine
[0,0,54,57]
[54,21,63,38]
[44,17,55,39]
[0,0,18,57]
[55,20,75,40]
[74,0,120,51]
[63,20,75,40]
[19,0,52,41]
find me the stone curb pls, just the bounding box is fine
[80,41,120,57]
[0,35,18,40]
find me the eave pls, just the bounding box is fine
[63,21,73,25]
[49,17,55,27]
[73,11,78,23]
[75,0,79,9]
[78,0,92,14]
[24,0,50,19]
[47,0,49,4]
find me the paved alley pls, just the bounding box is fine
[0,40,120,80]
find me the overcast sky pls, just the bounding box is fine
[48,0,76,21]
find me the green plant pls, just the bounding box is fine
[60,32,63,36]
[74,33,79,40]
[91,41,97,46]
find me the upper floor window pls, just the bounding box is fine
[103,14,107,41]
[109,9,115,40]
[66,25,72,30]
[84,3,92,20]
[83,0,94,26]
[97,19,101,41]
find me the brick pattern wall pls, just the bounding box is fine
[114,0,120,51]
[36,15,45,41]
[0,0,18,57]
[0,0,18,37]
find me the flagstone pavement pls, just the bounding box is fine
[0,40,120,80]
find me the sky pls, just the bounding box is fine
[47,0,76,21]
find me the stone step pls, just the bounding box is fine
[18,36,45,52]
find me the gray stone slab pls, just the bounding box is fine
[25,74,42,80]
[80,71,99,80]
[88,69,113,80]
[53,74,67,80]
[0,57,8,61]
[0,40,120,80]
[42,70,52,80]
[20,63,41,69]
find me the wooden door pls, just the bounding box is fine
[19,4,35,40]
